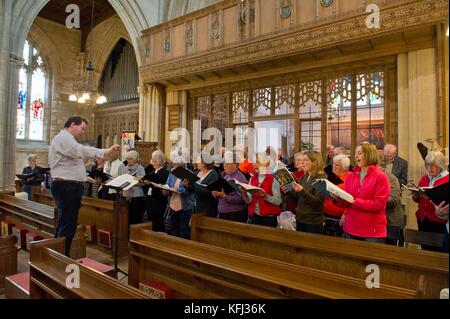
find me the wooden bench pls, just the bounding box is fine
[0,193,86,259]
[190,214,449,299]
[28,238,150,299]
[33,190,129,258]
[0,235,17,292]
[0,193,56,237]
[404,229,445,249]
[128,223,422,299]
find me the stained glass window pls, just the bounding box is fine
[16,41,47,141]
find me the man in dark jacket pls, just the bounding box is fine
[383,144,408,186]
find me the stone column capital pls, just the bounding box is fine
[10,53,25,69]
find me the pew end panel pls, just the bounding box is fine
[0,235,18,292]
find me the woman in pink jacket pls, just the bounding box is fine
[337,143,390,243]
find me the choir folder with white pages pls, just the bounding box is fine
[105,173,140,191]
[402,182,449,206]
[312,179,355,204]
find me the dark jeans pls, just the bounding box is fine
[146,196,167,232]
[250,214,277,228]
[129,197,146,225]
[343,232,386,244]
[297,221,324,235]
[417,218,447,252]
[323,218,343,237]
[23,185,33,200]
[169,209,192,239]
[51,180,84,257]
[218,209,248,223]
[386,225,402,246]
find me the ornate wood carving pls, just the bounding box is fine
[140,0,448,83]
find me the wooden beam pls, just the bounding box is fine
[368,39,375,50]
[309,51,318,61]
[211,71,222,79]
[402,31,409,44]
[246,64,258,72]
[180,77,191,84]
[228,68,239,76]
[166,79,176,85]
[285,56,298,65]
[195,74,206,81]
[336,45,344,55]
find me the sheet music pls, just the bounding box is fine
[105,173,139,191]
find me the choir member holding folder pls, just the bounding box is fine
[211,151,248,223]
[412,151,449,252]
[143,150,169,232]
[335,143,390,243]
[282,151,326,234]
[163,151,195,239]
[242,152,282,228]
[118,150,146,225]
[189,156,219,218]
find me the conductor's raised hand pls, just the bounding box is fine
[104,144,121,160]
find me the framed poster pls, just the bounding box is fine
[121,131,136,161]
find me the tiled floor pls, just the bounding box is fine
[0,244,129,299]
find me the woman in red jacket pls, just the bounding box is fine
[413,151,449,252]
[337,143,390,243]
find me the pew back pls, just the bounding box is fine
[0,193,55,237]
[128,224,421,299]
[33,191,128,258]
[190,215,449,299]
[29,238,149,299]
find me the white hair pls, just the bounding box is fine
[151,150,165,165]
[425,151,448,171]
[384,144,397,153]
[27,154,37,161]
[333,154,350,171]
[125,150,139,161]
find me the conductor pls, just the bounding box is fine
[49,116,120,256]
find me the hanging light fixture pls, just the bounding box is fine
[68,0,107,106]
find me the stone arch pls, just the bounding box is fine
[26,19,64,80]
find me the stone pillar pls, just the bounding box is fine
[139,84,163,144]
[0,1,21,191]
[397,48,439,229]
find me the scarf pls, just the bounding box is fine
[169,178,182,212]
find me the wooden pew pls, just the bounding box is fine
[0,193,55,237]
[0,235,17,292]
[28,238,150,299]
[0,193,86,259]
[190,214,449,299]
[128,223,422,299]
[33,190,129,258]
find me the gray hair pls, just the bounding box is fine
[333,154,350,170]
[27,154,37,161]
[334,146,347,155]
[425,151,448,171]
[125,150,139,161]
[151,150,165,165]
[384,144,397,153]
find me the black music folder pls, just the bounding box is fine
[172,166,200,183]
[197,178,236,195]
